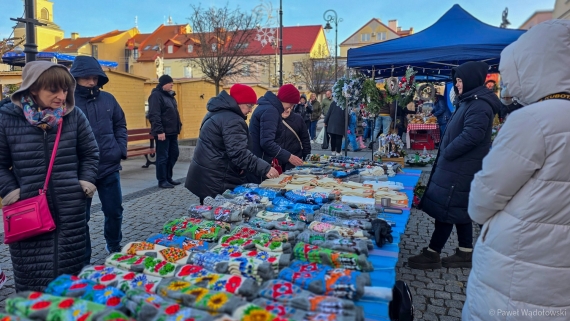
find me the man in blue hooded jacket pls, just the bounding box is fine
[70,56,127,263]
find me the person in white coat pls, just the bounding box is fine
[463,20,570,320]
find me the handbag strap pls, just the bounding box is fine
[282,120,303,150]
[42,119,63,193]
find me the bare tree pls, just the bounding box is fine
[297,44,344,96]
[188,4,266,94]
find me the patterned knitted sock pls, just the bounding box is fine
[296,230,369,255]
[6,292,130,320]
[146,233,212,252]
[124,287,215,321]
[319,202,376,219]
[105,253,178,277]
[247,226,300,243]
[163,217,231,241]
[175,265,258,300]
[0,313,31,321]
[79,265,163,293]
[227,256,275,283]
[314,213,373,230]
[187,252,230,274]
[293,242,373,271]
[278,261,370,299]
[189,205,243,223]
[308,221,370,239]
[121,242,191,264]
[252,297,356,321]
[45,274,125,310]
[255,210,288,221]
[248,218,306,232]
[232,303,293,321]
[157,279,247,314]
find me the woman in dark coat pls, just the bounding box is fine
[324,101,345,155]
[0,61,99,291]
[408,61,501,270]
[185,84,276,203]
[279,107,311,171]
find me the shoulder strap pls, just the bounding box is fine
[42,119,63,193]
[282,120,303,150]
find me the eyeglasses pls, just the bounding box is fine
[246,104,255,109]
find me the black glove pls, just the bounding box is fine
[371,219,393,247]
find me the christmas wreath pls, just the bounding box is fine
[361,79,384,115]
[384,77,399,103]
[397,67,417,106]
[332,74,365,110]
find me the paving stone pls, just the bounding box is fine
[449,307,463,318]
[452,293,467,301]
[430,298,445,307]
[411,280,427,288]
[427,283,445,291]
[435,291,452,300]
[417,288,435,298]
[440,316,461,321]
[445,299,464,309]
[445,284,463,294]
[427,304,447,315]
[423,312,440,321]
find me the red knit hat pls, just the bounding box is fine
[230,84,257,104]
[277,84,300,104]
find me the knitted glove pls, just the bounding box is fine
[371,219,394,247]
[1,188,20,206]
[79,265,163,293]
[79,180,96,198]
[175,265,258,300]
[293,242,373,271]
[45,274,125,310]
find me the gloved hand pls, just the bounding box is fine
[79,180,97,198]
[371,219,394,248]
[1,188,20,206]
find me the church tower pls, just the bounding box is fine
[13,0,65,51]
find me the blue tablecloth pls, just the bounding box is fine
[356,169,422,321]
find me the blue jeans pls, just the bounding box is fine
[439,124,447,138]
[342,132,359,151]
[363,119,373,140]
[156,135,180,183]
[85,171,123,265]
[309,120,318,140]
[373,116,392,140]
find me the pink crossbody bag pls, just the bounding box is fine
[2,119,62,244]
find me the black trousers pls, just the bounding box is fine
[329,133,343,153]
[155,135,179,183]
[428,220,473,253]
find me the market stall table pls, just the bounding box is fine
[406,123,440,149]
[356,169,421,321]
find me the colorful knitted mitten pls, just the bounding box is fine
[210,245,291,272]
[188,252,275,283]
[79,265,163,293]
[6,292,130,321]
[162,217,231,241]
[293,242,373,271]
[123,288,215,321]
[0,313,32,321]
[296,230,370,255]
[157,279,247,314]
[314,213,373,230]
[319,202,376,219]
[232,303,293,321]
[146,233,211,252]
[278,261,370,299]
[308,221,369,239]
[252,298,357,321]
[121,242,191,264]
[45,274,125,309]
[177,267,258,300]
[258,279,361,318]
[105,253,178,277]
[188,204,243,223]
[248,218,306,232]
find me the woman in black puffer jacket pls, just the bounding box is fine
[185,84,275,203]
[0,61,99,292]
[279,107,311,171]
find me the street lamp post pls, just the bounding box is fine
[10,0,46,64]
[323,10,342,81]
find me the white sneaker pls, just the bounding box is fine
[331,152,337,156]
[310,140,314,143]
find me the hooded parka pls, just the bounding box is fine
[0,62,99,292]
[186,91,271,199]
[463,20,570,321]
[419,61,501,224]
[70,56,127,179]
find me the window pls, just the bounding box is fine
[235,43,249,49]
[286,45,292,50]
[133,48,139,59]
[40,8,49,20]
[211,43,217,52]
[65,44,73,48]
[152,45,160,51]
[144,45,151,50]
[242,64,250,77]
[187,44,193,53]
[379,32,387,41]
[184,66,192,78]
[293,61,302,74]
[164,66,171,75]
[361,33,371,42]
[167,45,173,54]
[92,45,98,59]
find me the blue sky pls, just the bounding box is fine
[1,0,554,45]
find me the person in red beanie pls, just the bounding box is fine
[246,84,304,183]
[185,84,278,203]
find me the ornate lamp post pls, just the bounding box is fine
[10,0,46,64]
[323,10,342,81]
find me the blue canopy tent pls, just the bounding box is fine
[347,4,525,77]
[1,52,118,68]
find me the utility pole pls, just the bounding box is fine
[279,0,283,87]
[10,0,46,64]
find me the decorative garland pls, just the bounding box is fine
[332,74,365,110]
[397,67,417,106]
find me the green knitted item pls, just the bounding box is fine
[0,313,32,321]
[6,292,130,321]
[105,253,178,277]
[79,265,163,293]
[296,230,370,255]
[232,303,293,321]
[252,297,360,321]
[163,217,231,241]
[293,242,373,271]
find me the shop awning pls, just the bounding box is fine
[1,52,118,68]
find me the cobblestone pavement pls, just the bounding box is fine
[0,172,478,321]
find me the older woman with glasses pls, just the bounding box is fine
[185,84,278,203]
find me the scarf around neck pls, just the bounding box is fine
[21,95,65,129]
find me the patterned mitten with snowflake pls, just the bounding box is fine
[146,233,211,252]
[45,274,125,310]
[293,242,373,271]
[252,297,358,321]
[232,303,293,321]
[79,265,163,293]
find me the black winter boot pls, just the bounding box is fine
[407,247,442,269]
[442,247,472,268]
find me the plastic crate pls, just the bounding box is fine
[410,133,435,150]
